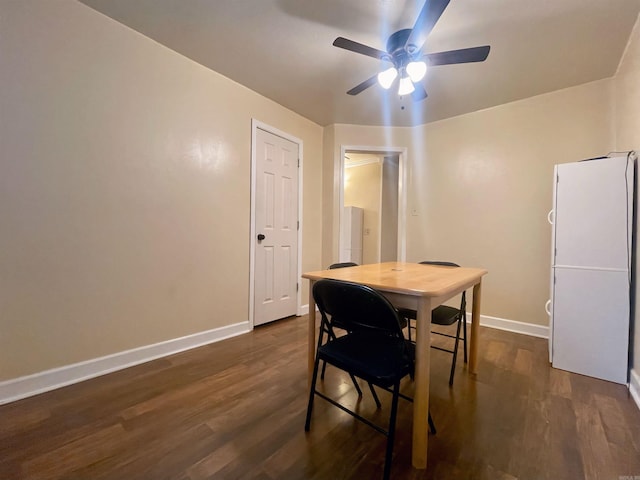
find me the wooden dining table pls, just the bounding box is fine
[302,261,488,470]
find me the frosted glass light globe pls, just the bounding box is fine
[406,61,427,83]
[377,67,398,89]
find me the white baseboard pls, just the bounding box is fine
[300,305,549,338]
[3,308,545,406]
[0,321,251,405]
[477,313,549,338]
[630,368,640,411]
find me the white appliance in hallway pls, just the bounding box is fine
[340,206,363,264]
[548,153,635,384]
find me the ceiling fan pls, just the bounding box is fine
[333,0,490,101]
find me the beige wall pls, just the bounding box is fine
[614,14,640,376]
[2,1,638,387]
[344,160,382,264]
[0,1,323,381]
[329,79,614,327]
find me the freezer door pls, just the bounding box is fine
[552,267,629,384]
[554,156,632,270]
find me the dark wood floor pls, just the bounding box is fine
[1,316,640,480]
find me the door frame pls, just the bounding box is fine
[250,119,303,329]
[339,145,408,262]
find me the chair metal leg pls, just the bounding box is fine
[428,412,436,434]
[305,354,322,431]
[462,312,468,363]
[349,373,363,396]
[382,381,401,480]
[449,315,463,386]
[319,323,332,380]
[320,326,363,396]
[367,382,382,408]
[321,352,366,399]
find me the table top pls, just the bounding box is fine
[302,262,487,298]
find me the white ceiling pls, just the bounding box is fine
[80,0,640,127]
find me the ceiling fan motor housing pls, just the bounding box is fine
[386,29,417,68]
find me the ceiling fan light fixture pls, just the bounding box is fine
[377,67,398,89]
[406,60,427,82]
[398,75,415,96]
[333,0,491,102]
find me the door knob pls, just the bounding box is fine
[257,234,265,241]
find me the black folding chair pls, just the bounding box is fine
[305,279,435,480]
[320,263,381,407]
[401,261,467,385]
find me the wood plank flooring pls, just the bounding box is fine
[1,316,640,479]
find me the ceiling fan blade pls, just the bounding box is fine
[425,45,490,66]
[347,75,379,95]
[411,84,428,102]
[405,0,450,52]
[333,37,389,61]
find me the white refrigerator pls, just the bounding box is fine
[340,206,363,264]
[548,153,635,384]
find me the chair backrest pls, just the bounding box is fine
[419,261,466,308]
[328,262,358,269]
[419,260,460,268]
[313,279,405,339]
[320,262,359,333]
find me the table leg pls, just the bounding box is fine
[412,296,431,469]
[308,280,316,387]
[469,279,482,374]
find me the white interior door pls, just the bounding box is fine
[254,127,299,326]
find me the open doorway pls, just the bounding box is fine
[339,146,407,264]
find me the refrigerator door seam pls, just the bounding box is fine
[552,265,629,273]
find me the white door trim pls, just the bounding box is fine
[339,145,408,262]
[376,156,383,263]
[250,119,303,328]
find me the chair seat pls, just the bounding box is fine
[431,305,461,326]
[333,316,408,332]
[397,305,460,326]
[318,334,414,389]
